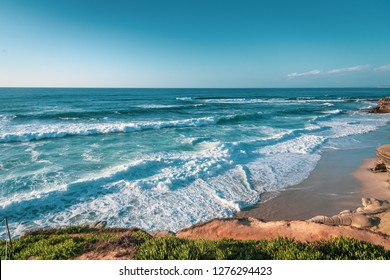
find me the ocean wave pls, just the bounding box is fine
[197,98,360,104]
[82,149,102,162]
[0,111,272,143]
[134,104,203,109]
[319,120,381,138]
[321,109,342,114]
[0,141,232,206]
[0,117,219,142]
[0,114,16,125]
[12,105,204,121]
[258,135,325,155]
[176,97,194,101]
[0,142,321,236]
[246,153,321,191]
[216,112,264,124]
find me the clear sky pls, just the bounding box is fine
[1,0,389,88]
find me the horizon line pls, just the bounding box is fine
[1,86,390,89]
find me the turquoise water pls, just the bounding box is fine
[1,88,389,237]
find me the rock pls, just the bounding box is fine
[361,198,390,213]
[369,97,390,113]
[307,215,328,224]
[308,198,389,232]
[356,207,365,213]
[370,160,387,173]
[339,210,352,215]
[376,145,390,170]
[306,215,352,226]
[89,221,107,229]
[361,198,369,207]
[351,215,375,228]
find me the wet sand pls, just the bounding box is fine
[236,125,390,221]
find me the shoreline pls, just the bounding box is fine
[236,124,390,221]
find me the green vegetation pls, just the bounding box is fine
[1,226,389,260]
[0,226,135,260]
[135,236,389,260]
[135,237,264,260]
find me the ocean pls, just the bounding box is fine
[1,88,390,237]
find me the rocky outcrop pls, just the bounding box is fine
[175,197,390,250]
[371,159,387,173]
[307,198,390,233]
[376,145,390,185]
[176,216,390,250]
[369,97,390,113]
[376,145,390,168]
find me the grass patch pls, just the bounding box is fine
[1,227,389,260]
[135,236,390,260]
[0,226,141,260]
[135,237,264,260]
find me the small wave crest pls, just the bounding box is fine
[0,114,16,125]
[321,109,342,114]
[176,97,194,101]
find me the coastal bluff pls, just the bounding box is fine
[176,197,390,250]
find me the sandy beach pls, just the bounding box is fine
[355,158,390,201]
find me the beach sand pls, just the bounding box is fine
[236,125,390,221]
[354,158,390,201]
[237,156,390,221]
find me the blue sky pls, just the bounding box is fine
[0,0,389,87]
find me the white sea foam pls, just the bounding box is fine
[0,117,219,142]
[200,98,353,105]
[2,146,321,235]
[321,109,342,114]
[0,167,68,208]
[318,115,390,138]
[0,114,16,126]
[246,153,321,192]
[258,135,325,155]
[135,104,184,109]
[202,98,248,104]
[82,149,102,162]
